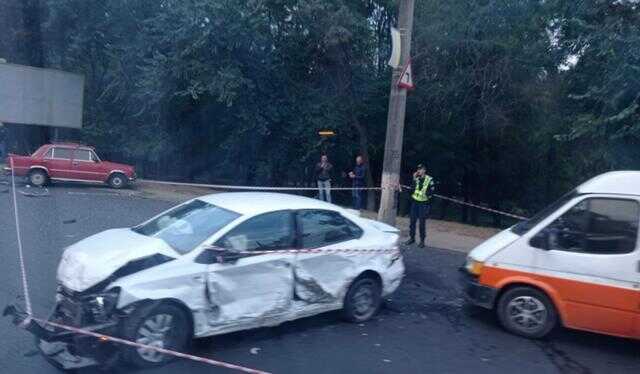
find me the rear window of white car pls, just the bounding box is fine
[216,210,295,252]
[298,210,363,248]
[133,199,240,254]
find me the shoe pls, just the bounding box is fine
[404,238,415,245]
[418,241,425,248]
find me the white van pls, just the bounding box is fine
[462,171,640,339]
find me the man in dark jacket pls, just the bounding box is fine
[405,164,435,248]
[315,155,333,203]
[348,155,366,210]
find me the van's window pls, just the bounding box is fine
[511,190,577,235]
[546,198,639,254]
[298,210,363,248]
[216,211,294,252]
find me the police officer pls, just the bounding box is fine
[405,164,434,248]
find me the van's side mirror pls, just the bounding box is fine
[530,230,550,250]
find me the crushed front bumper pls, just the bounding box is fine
[459,267,498,309]
[4,303,119,370]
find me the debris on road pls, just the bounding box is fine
[250,347,261,355]
[62,219,77,224]
[17,186,49,197]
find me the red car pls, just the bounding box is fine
[3,143,136,189]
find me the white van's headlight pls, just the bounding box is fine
[465,257,484,276]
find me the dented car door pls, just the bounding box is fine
[293,210,365,303]
[206,210,296,325]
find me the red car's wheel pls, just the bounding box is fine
[108,173,128,189]
[28,169,48,187]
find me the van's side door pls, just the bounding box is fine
[529,196,640,337]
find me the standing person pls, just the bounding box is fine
[315,155,333,203]
[348,155,366,210]
[405,164,434,248]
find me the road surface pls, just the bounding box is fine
[0,183,638,373]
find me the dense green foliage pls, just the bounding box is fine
[1,0,639,222]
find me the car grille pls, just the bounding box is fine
[56,285,84,326]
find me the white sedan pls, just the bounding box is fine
[19,192,404,369]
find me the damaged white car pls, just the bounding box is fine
[7,192,404,370]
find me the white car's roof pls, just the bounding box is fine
[197,192,347,215]
[577,171,640,196]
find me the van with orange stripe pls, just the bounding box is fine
[462,171,640,339]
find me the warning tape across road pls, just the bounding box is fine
[139,179,385,191]
[142,179,528,220]
[34,318,271,374]
[432,194,527,220]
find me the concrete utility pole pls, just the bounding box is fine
[378,0,415,226]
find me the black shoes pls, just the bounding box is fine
[404,238,426,248]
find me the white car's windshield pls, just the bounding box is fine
[132,200,240,254]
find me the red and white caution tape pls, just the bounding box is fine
[142,179,526,219]
[237,247,400,255]
[35,318,271,374]
[141,179,385,191]
[9,158,33,320]
[432,194,527,220]
[399,184,527,220]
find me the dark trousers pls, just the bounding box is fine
[409,200,430,242]
[352,188,365,209]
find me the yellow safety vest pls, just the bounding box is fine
[412,175,432,202]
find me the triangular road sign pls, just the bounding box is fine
[397,61,415,90]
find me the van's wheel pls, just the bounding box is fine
[107,173,127,189]
[28,169,48,187]
[342,276,382,323]
[497,286,557,339]
[121,303,191,368]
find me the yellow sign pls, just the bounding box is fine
[318,130,336,136]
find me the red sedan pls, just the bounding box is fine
[4,143,136,189]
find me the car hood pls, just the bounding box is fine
[468,228,521,262]
[101,161,133,172]
[57,228,177,292]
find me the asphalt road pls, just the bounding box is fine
[1,182,639,374]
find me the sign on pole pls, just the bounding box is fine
[388,27,401,68]
[0,63,85,128]
[397,60,414,90]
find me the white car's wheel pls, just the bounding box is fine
[342,275,382,322]
[122,303,191,368]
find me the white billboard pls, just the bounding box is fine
[0,63,84,128]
